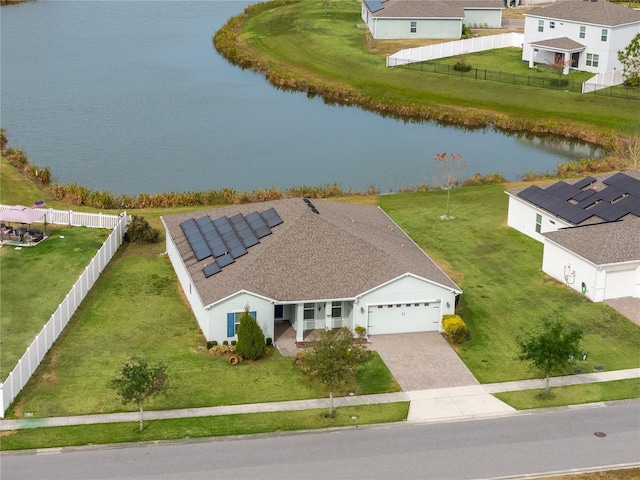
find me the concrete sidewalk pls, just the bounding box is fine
[1,369,638,431]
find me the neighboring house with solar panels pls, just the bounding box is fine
[506,171,640,301]
[161,198,462,344]
[522,1,640,74]
[361,0,503,40]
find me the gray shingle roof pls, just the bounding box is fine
[162,198,461,307]
[369,0,503,19]
[525,0,640,27]
[543,215,640,264]
[530,37,586,50]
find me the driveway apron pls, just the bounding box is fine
[368,332,479,391]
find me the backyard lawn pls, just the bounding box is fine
[0,225,110,379]
[378,185,640,383]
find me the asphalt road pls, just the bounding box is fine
[2,403,639,480]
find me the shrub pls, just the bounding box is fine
[354,325,367,338]
[442,314,469,344]
[223,340,229,346]
[206,341,217,349]
[208,345,236,356]
[124,215,160,244]
[236,307,266,360]
[266,337,273,346]
[231,340,237,346]
[453,57,471,72]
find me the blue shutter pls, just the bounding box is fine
[227,313,235,337]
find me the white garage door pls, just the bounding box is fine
[367,301,441,335]
[604,270,635,299]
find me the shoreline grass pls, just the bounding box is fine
[214,0,639,144]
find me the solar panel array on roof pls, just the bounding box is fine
[517,174,640,224]
[179,207,284,278]
[364,0,385,13]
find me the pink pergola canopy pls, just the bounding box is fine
[0,205,47,224]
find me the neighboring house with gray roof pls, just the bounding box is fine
[161,198,461,343]
[522,0,640,74]
[362,0,503,40]
[505,170,640,301]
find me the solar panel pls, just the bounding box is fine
[572,176,596,190]
[228,213,245,225]
[255,225,271,238]
[203,262,221,278]
[194,246,212,262]
[261,208,283,227]
[216,253,234,268]
[248,216,267,231]
[221,230,238,243]
[211,243,227,258]
[603,172,633,187]
[229,245,247,259]
[225,237,243,250]
[204,231,224,246]
[571,189,596,202]
[238,230,259,248]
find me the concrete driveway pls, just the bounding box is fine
[368,332,479,391]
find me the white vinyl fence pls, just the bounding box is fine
[582,69,624,93]
[0,204,124,229]
[387,33,524,67]
[0,211,129,417]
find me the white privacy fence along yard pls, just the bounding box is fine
[0,206,129,417]
[387,33,624,95]
[386,33,524,67]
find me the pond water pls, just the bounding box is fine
[0,0,602,195]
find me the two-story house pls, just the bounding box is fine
[522,0,640,74]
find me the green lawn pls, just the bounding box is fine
[9,241,399,418]
[0,225,110,379]
[378,185,640,383]
[495,379,640,409]
[0,402,409,451]
[229,0,639,137]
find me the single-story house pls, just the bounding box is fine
[506,170,640,301]
[522,0,640,74]
[362,0,503,40]
[161,198,461,343]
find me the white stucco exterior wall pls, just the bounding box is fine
[464,9,502,28]
[522,14,640,74]
[542,240,599,301]
[365,17,463,39]
[506,194,573,242]
[353,274,458,334]
[207,292,275,343]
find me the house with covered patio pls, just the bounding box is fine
[161,198,461,344]
[522,0,640,74]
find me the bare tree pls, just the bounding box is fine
[433,152,466,220]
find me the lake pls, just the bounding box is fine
[0,0,601,195]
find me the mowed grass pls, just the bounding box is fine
[0,402,409,451]
[0,225,110,379]
[378,185,640,383]
[495,379,640,410]
[10,241,399,418]
[238,0,638,134]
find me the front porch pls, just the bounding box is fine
[273,321,358,357]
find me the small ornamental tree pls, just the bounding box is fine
[516,316,583,397]
[110,356,170,432]
[124,215,160,244]
[235,306,266,361]
[433,152,466,220]
[300,327,366,416]
[618,33,640,87]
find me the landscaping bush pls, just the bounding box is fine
[236,308,266,360]
[453,57,472,72]
[208,344,236,356]
[124,215,160,244]
[266,337,273,346]
[442,314,469,344]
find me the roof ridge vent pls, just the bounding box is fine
[303,198,320,214]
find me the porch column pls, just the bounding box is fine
[563,52,570,74]
[529,48,535,69]
[295,304,304,342]
[324,301,332,330]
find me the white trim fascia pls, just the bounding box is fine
[377,206,463,293]
[276,297,356,305]
[204,289,275,310]
[356,272,462,302]
[365,297,442,308]
[375,15,465,20]
[523,13,640,29]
